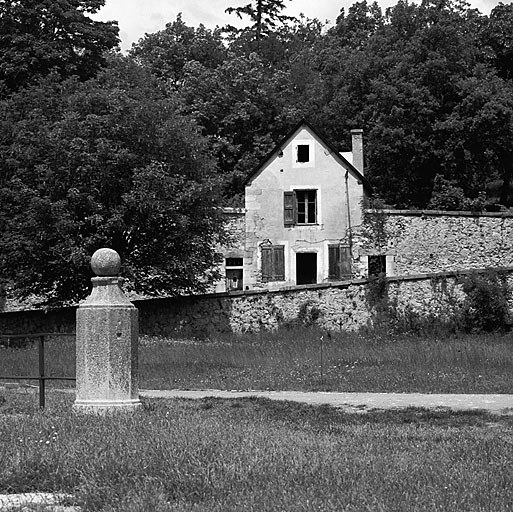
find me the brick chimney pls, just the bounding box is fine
[351,129,364,174]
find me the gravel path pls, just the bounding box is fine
[141,389,513,414]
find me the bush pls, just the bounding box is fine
[428,175,485,211]
[460,271,510,332]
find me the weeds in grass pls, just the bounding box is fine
[1,392,513,511]
[139,329,513,393]
[2,330,513,393]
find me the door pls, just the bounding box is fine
[296,253,317,285]
[226,269,243,290]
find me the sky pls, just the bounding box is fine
[92,0,501,53]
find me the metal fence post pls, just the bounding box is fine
[38,335,45,409]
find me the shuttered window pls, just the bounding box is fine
[261,245,285,282]
[328,245,352,280]
[284,190,317,226]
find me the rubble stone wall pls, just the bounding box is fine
[359,210,513,275]
[2,268,512,336]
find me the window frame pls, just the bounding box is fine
[284,189,318,226]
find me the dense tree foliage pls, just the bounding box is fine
[0,0,119,95]
[129,14,227,85]
[0,58,226,305]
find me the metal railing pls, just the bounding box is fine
[0,333,75,408]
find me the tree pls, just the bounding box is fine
[314,0,489,207]
[481,2,513,80]
[0,0,119,95]
[179,52,297,201]
[438,68,513,205]
[334,0,384,48]
[0,57,226,306]
[129,14,227,86]
[225,0,297,41]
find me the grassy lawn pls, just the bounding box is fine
[2,329,513,393]
[1,390,512,511]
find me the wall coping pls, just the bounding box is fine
[135,266,513,303]
[364,208,513,218]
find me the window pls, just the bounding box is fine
[284,190,317,226]
[297,144,310,162]
[225,257,243,291]
[328,245,352,280]
[226,258,243,267]
[261,245,285,282]
[368,255,386,277]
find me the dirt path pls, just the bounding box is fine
[141,389,513,414]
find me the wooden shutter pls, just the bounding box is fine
[328,245,340,279]
[261,246,273,282]
[329,245,352,280]
[340,247,352,278]
[284,191,296,226]
[273,246,285,280]
[261,245,285,282]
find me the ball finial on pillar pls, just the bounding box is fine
[90,248,121,276]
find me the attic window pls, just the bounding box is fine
[297,145,310,163]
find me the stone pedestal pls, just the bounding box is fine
[74,249,142,412]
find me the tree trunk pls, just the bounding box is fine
[500,162,512,206]
[256,0,263,40]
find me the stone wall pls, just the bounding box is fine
[359,210,513,276]
[1,267,512,336]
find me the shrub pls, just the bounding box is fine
[296,301,322,327]
[428,175,485,211]
[460,271,510,332]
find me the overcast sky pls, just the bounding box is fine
[92,0,502,53]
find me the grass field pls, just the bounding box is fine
[1,329,513,393]
[1,391,512,511]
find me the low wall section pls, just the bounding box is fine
[1,267,512,336]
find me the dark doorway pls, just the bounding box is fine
[226,269,243,291]
[296,253,317,285]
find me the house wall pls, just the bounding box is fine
[212,208,246,293]
[356,210,513,277]
[244,126,365,289]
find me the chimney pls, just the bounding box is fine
[350,129,364,174]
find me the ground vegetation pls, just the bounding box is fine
[0,391,512,511]
[2,330,513,393]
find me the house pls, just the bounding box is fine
[215,120,372,292]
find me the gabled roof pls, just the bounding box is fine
[242,120,372,193]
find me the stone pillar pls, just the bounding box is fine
[74,248,142,412]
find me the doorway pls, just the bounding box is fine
[296,253,317,285]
